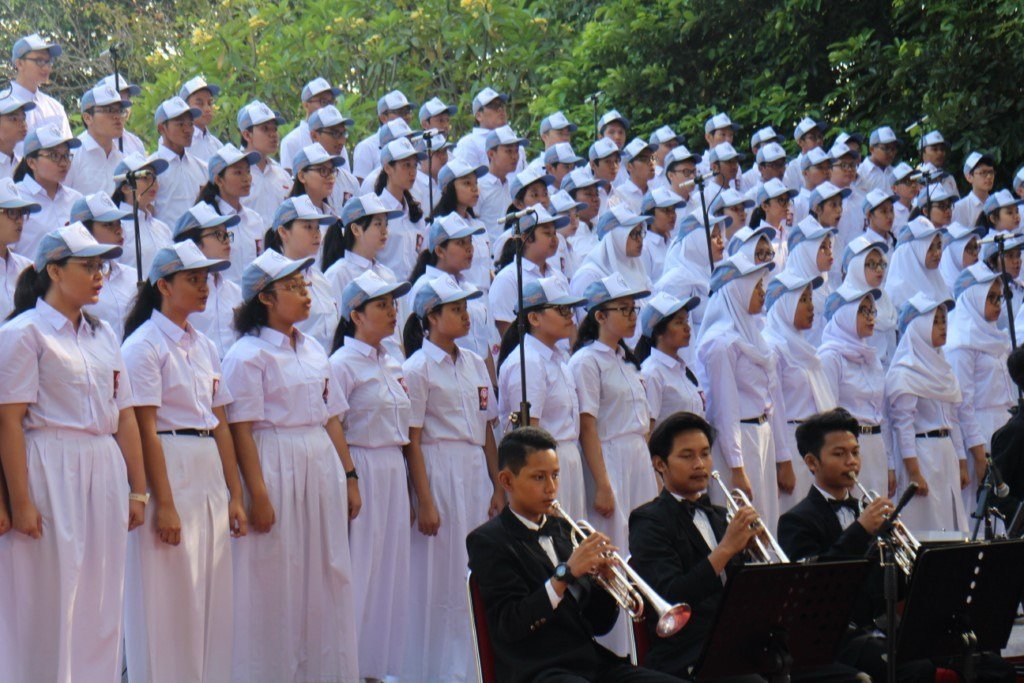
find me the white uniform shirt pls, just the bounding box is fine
[217,197,265,283]
[783,155,804,191]
[329,336,410,447]
[241,158,292,230]
[85,260,137,340]
[409,265,498,362]
[221,326,343,429]
[324,251,403,359]
[791,187,812,227]
[641,230,673,282]
[455,128,529,175]
[351,131,381,181]
[403,340,495,445]
[818,351,885,427]
[952,192,985,230]
[281,121,351,174]
[608,179,644,213]
[190,273,242,358]
[11,81,71,141]
[122,310,231,430]
[153,143,208,227]
[295,265,338,354]
[188,126,224,163]
[488,258,567,324]
[476,172,512,242]
[855,158,894,195]
[410,169,440,213]
[375,187,424,281]
[887,393,966,463]
[65,131,123,195]
[0,150,16,181]
[569,341,649,441]
[117,204,174,276]
[114,129,147,158]
[463,215,494,293]
[15,174,81,257]
[893,202,911,233]
[947,347,1014,450]
[0,249,31,320]
[0,299,133,433]
[641,348,705,424]
[498,334,580,443]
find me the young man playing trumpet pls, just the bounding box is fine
[466,427,682,683]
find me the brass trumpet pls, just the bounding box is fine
[548,500,691,637]
[847,473,920,576]
[709,471,790,564]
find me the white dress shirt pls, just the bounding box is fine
[667,490,718,550]
[323,251,404,359]
[855,158,895,195]
[118,203,174,276]
[189,273,242,358]
[408,265,498,362]
[375,187,425,282]
[65,130,123,195]
[818,350,886,427]
[0,248,31,320]
[15,174,81,257]
[952,192,985,230]
[0,150,16,181]
[499,334,581,443]
[814,484,857,530]
[887,393,966,463]
[294,265,339,354]
[188,126,224,163]
[217,197,265,284]
[153,143,208,227]
[488,258,566,324]
[329,336,411,447]
[641,348,705,424]
[569,341,650,440]
[351,131,381,180]
[476,172,512,242]
[241,158,293,229]
[608,179,644,213]
[11,81,71,141]
[85,260,137,340]
[641,229,673,282]
[947,347,1014,451]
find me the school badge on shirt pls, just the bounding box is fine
[113,370,121,399]
[478,386,489,411]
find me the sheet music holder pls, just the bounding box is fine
[693,560,869,682]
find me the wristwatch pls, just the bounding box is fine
[129,492,150,505]
[554,562,576,585]
[345,469,359,481]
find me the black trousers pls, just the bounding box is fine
[534,659,685,682]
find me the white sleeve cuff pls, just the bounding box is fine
[544,578,564,610]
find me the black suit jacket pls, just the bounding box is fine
[466,506,621,683]
[628,489,742,679]
[991,408,1024,518]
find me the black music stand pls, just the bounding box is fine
[895,540,1024,683]
[693,561,869,682]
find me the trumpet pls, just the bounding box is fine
[709,471,790,564]
[847,473,920,576]
[548,500,691,637]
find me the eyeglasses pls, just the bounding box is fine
[306,96,335,108]
[864,259,887,271]
[19,56,53,67]
[305,166,338,178]
[1,207,31,220]
[69,258,111,276]
[318,127,348,139]
[770,196,792,206]
[857,306,877,319]
[91,105,126,116]
[542,304,574,318]
[0,111,26,123]
[270,279,312,294]
[672,167,697,178]
[628,227,646,241]
[974,169,996,179]
[963,243,981,256]
[832,162,858,171]
[987,293,1005,305]
[200,229,233,244]
[38,151,71,164]
[876,143,899,153]
[754,248,776,262]
[253,123,278,135]
[482,101,506,112]
[602,304,639,318]
[762,160,786,170]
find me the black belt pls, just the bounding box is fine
[157,428,213,438]
[915,429,950,439]
[787,419,805,425]
[859,424,882,435]
[741,414,768,425]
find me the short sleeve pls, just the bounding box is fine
[209,346,232,408]
[570,352,602,417]
[324,372,348,419]
[0,323,39,404]
[121,339,163,408]
[475,354,498,422]
[402,356,429,430]
[114,348,135,411]
[488,272,515,323]
[642,364,664,421]
[329,354,355,421]
[221,347,266,424]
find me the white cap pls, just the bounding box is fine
[471,87,507,115]
[178,76,220,100]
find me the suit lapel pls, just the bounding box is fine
[663,490,714,555]
[808,487,844,541]
[500,507,558,575]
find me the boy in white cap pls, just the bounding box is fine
[65,84,130,195]
[827,141,867,283]
[696,141,744,211]
[890,162,920,232]
[541,142,585,191]
[784,116,826,190]
[698,112,739,174]
[152,96,208,226]
[588,138,621,213]
[356,118,419,195]
[649,125,686,189]
[9,33,70,141]
[418,96,457,135]
[280,77,348,174]
[307,105,361,204]
[597,109,631,186]
[952,151,996,228]
[526,111,577,173]
[352,88,414,181]
[411,133,452,212]
[237,100,292,229]
[742,141,788,204]
[917,130,959,198]
[740,126,782,193]
[0,177,39,319]
[455,86,526,174]
[0,94,34,179]
[94,72,147,157]
[855,126,900,194]
[609,138,658,212]
[476,125,528,240]
[658,145,701,213]
[791,146,833,225]
[178,76,224,162]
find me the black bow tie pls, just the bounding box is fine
[828,497,860,515]
[680,494,715,518]
[522,518,552,541]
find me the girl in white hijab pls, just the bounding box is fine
[763,271,836,513]
[818,284,891,498]
[780,215,835,345]
[885,294,969,534]
[726,223,777,265]
[938,222,983,289]
[946,264,1014,510]
[843,235,897,366]
[696,252,791,532]
[884,216,947,308]
[570,205,652,298]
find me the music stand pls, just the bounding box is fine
[693,561,869,682]
[895,540,1024,683]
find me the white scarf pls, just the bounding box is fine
[819,299,879,366]
[695,267,774,373]
[844,247,897,335]
[763,285,835,411]
[938,235,976,290]
[575,224,651,292]
[947,279,1009,358]
[885,235,948,307]
[885,311,962,404]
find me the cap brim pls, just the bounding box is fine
[74,244,123,261]
[187,256,231,274]
[368,280,412,302]
[606,288,652,303]
[94,209,133,222]
[208,214,242,229]
[0,198,41,213]
[267,256,314,286]
[521,294,586,312]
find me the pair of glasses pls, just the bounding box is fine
[90,105,126,116]
[857,307,877,319]
[602,304,639,318]
[628,227,646,241]
[270,279,312,294]
[69,258,111,276]
[987,293,1005,305]
[306,96,335,108]
[200,229,233,244]
[19,56,53,67]
[762,160,786,170]
[754,249,776,262]
[541,304,574,318]
[833,162,858,171]
[864,260,887,271]
[318,128,347,140]
[38,151,71,164]
[1,208,32,220]
[306,166,339,179]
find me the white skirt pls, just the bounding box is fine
[963,406,1011,512]
[710,421,780,534]
[348,444,411,680]
[124,434,233,683]
[232,426,359,683]
[0,429,128,683]
[897,436,969,535]
[857,432,889,501]
[555,440,586,521]
[402,440,491,683]
[778,424,813,515]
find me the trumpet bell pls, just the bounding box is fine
[656,603,692,637]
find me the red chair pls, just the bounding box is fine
[467,571,498,683]
[625,556,651,667]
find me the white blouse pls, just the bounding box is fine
[329,336,410,448]
[569,341,649,441]
[403,340,495,445]
[640,348,705,424]
[498,333,580,443]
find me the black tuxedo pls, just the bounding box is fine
[627,490,742,679]
[466,506,682,683]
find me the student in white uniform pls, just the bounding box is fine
[328,271,411,681]
[783,117,826,191]
[819,284,892,498]
[526,111,577,174]
[400,275,501,683]
[550,188,590,279]
[763,271,836,513]
[917,130,959,198]
[598,109,630,151]
[640,186,686,281]
[913,183,955,230]
[0,179,39,320]
[885,294,969,534]
[655,212,727,337]
[540,141,585,193]
[855,126,900,195]
[977,188,1023,235]
[946,265,1013,511]
[890,163,920,233]
[112,152,174,276]
[431,158,493,293]
[121,241,246,683]
[562,168,606,265]
[475,125,527,240]
[353,89,414,181]
[411,133,449,213]
[152,96,207,227]
[455,87,525,175]
[258,195,338,350]
[588,138,621,212]
[609,138,657,212]
[748,178,797,267]
[93,72,147,157]
[649,124,688,190]
[179,76,224,163]
[727,223,778,265]
[496,276,587,517]
[709,187,754,241]
[743,138,787,202]
[373,137,427,281]
[698,112,739,175]
[9,33,71,140]
[938,222,984,289]
[843,235,897,367]
[694,253,791,532]
[288,141,345,225]
[635,291,704,427]
[884,216,947,308]
[237,100,292,230]
[357,119,420,195]
[65,83,129,195]
[222,249,360,683]
[0,94,34,180]
[697,142,744,211]
[862,187,899,250]
[279,77,345,174]
[790,147,833,226]
[0,224,146,683]
[197,143,264,282]
[419,96,458,135]
[70,192,136,339]
[309,107,361,204]
[952,152,996,228]
[782,206,841,345]
[827,141,868,282]
[13,124,82,258]
[488,165,560,271]
[172,203,242,357]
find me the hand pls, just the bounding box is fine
[0,506,10,537]
[908,471,929,497]
[730,468,753,502]
[565,530,615,579]
[592,484,616,518]
[128,500,146,531]
[776,461,795,495]
[887,470,897,498]
[857,496,893,535]
[417,499,441,536]
[959,460,969,490]
[720,506,759,556]
[249,493,276,533]
[155,501,182,546]
[347,479,362,520]
[488,488,505,518]
[12,500,42,539]
[229,496,248,538]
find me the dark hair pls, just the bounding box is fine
[329,299,376,353]
[123,278,169,339]
[263,225,284,253]
[1008,348,1024,389]
[648,411,716,462]
[498,425,558,473]
[572,306,641,370]
[430,183,477,223]
[233,293,270,337]
[408,247,438,286]
[795,408,860,461]
[748,204,768,227]
[494,227,542,272]
[320,217,362,272]
[173,226,204,246]
[196,181,223,209]
[496,311,539,369]
[402,312,431,356]
[7,261,96,332]
[12,152,37,182]
[111,181,128,206]
[288,174,308,197]
[375,161,424,223]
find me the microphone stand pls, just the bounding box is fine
[995,235,1024,411]
[511,209,536,429]
[584,91,602,142]
[423,130,434,222]
[694,174,716,270]
[126,169,144,283]
[108,45,124,154]
[971,460,1000,541]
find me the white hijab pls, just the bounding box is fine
[885,233,948,306]
[695,267,774,373]
[938,235,978,289]
[844,247,897,334]
[663,222,717,277]
[783,231,827,282]
[885,308,962,404]
[947,277,1009,357]
[575,224,651,291]
[819,297,879,366]
[763,284,835,410]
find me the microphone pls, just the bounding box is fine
[678,171,716,189]
[987,457,1010,499]
[915,164,947,182]
[125,169,156,181]
[421,127,440,139]
[498,207,538,225]
[584,91,604,104]
[99,43,123,59]
[904,115,929,134]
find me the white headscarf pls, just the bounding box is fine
[938,235,978,289]
[947,277,1008,357]
[844,246,897,335]
[695,266,774,373]
[575,224,651,291]
[885,233,948,306]
[783,231,828,282]
[885,307,962,404]
[763,284,835,410]
[663,222,717,276]
[819,297,879,366]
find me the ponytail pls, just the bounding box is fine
[402,313,429,356]
[263,226,284,253]
[330,314,358,353]
[496,313,536,369]
[320,218,359,272]
[975,210,995,231]
[377,161,424,223]
[289,175,307,197]
[571,307,640,369]
[408,248,438,285]
[233,293,269,338]
[8,264,50,320]
[748,204,767,227]
[495,229,536,272]
[123,278,164,339]
[12,154,34,182]
[431,183,475,223]
[633,334,654,362]
[196,181,222,208]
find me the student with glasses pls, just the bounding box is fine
[0,179,39,319]
[237,100,293,231]
[953,151,997,228]
[65,84,131,195]
[9,33,71,141]
[71,192,135,338]
[307,105,361,209]
[196,144,264,283]
[152,96,207,227]
[93,72,148,158]
[280,77,350,175]
[939,222,985,289]
[178,76,224,163]
[13,124,83,258]
[855,126,902,195]
[843,235,898,367]
[783,117,826,191]
[111,152,173,277]
[0,94,35,180]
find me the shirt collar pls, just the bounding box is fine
[258,325,303,349]
[525,333,556,361]
[646,230,667,247]
[78,131,101,152]
[592,340,618,356]
[35,298,75,333]
[152,309,194,348]
[344,250,372,269]
[510,506,547,531]
[216,197,239,216]
[813,483,853,502]
[10,81,36,100]
[19,174,45,198]
[422,339,454,365]
[651,347,681,369]
[157,142,187,161]
[380,187,403,209]
[345,335,380,358]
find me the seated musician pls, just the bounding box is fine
[466,426,683,683]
